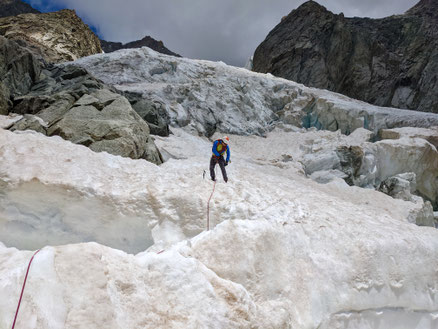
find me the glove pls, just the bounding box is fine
[225,161,228,166]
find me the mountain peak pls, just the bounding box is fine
[295,0,329,13]
[100,36,181,57]
[279,1,332,26]
[406,0,438,18]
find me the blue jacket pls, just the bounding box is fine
[212,140,230,162]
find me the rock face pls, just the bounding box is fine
[123,91,170,136]
[101,36,181,57]
[0,9,102,63]
[253,0,438,113]
[0,36,41,114]
[0,0,39,18]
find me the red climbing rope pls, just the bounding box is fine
[11,249,41,329]
[207,180,217,231]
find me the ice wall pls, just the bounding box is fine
[71,47,438,136]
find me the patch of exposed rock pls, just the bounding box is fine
[0,36,162,164]
[0,0,39,18]
[253,0,438,113]
[8,64,163,164]
[377,172,435,226]
[101,36,181,57]
[0,35,40,114]
[0,9,102,63]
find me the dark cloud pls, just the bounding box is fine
[27,0,419,66]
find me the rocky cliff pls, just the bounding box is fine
[252,0,438,113]
[101,35,180,57]
[0,36,40,115]
[0,9,102,63]
[0,0,39,18]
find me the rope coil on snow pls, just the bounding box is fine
[11,249,41,329]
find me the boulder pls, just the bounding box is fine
[46,90,163,163]
[9,114,47,134]
[376,172,435,227]
[378,173,417,201]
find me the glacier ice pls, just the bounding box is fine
[70,47,438,137]
[1,47,438,328]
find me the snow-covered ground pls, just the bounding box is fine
[1,124,438,328]
[1,46,438,329]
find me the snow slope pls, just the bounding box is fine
[1,126,438,328]
[0,127,430,252]
[70,47,438,136]
[1,46,438,329]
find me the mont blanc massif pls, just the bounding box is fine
[0,0,438,328]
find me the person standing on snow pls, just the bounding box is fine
[210,136,230,182]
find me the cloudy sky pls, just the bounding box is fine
[24,0,419,67]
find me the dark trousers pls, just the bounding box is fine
[210,156,227,182]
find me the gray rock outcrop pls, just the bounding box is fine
[123,91,170,136]
[376,172,435,227]
[0,9,102,63]
[0,36,162,164]
[46,89,162,162]
[0,0,39,18]
[0,35,41,114]
[378,172,417,202]
[253,0,438,113]
[101,36,181,57]
[8,64,163,164]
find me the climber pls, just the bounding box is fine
[210,136,230,182]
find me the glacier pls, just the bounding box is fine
[70,47,438,137]
[1,125,438,328]
[1,47,438,329]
